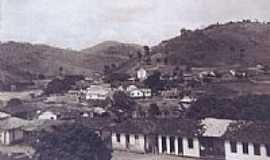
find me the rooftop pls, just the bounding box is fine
[0,117,29,131]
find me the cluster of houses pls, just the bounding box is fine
[1,65,270,160]
[0,109,269,160]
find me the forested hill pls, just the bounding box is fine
[151,21,270,67]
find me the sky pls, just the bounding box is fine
[0,0,270,50]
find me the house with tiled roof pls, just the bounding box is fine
[0,117,29,145]
[97,118,270,160]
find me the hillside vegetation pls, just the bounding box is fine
[0,41,142,83]
[151,21,270,67]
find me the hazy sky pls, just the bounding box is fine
[1,0,270,49]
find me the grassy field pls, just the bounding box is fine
[0,90,42,106]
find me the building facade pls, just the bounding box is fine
[106,118,270,160]
[137,68,148,81]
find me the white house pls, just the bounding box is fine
[38,111,58,120]
[129,88,151,98]
[109,119,201,157]
[0,117,28,145]
[85,84,112,100]
[179,96,197,108]
[137,68,148,81]
[126,85,138,92]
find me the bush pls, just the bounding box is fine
[31,123,112,160]
[6,98,23,107]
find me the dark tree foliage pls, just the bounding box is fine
[104,65,111,74]
[44,76,83,95]
[137,51,142,60]
[111,63,117,69]
[44,78,71,95]
[143,46,150,56]
[112,91,137,121]
[144,71,164,94]
[6,98,23,107]
[148,103,161,117]
[38,74,46,80]
[31,124,112,160]
[156,58,161,63]
[186,95,270,121]
[104,73,130,83]
[164,57,169,65]
[112,91,136,112]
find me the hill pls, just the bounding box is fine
[0,41,93,83]
[80,41,143,73]
[151,21,270,67]
[0,41,143,83]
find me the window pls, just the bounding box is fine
[188,138,194,149]
[230,141,237,153]
[242,142,249,154]
[126,135,130,144]
[266,144,270,157]
[254,143,261,155]
[170,137,175,153]
[116,134,120,142]
[135,135,139,140]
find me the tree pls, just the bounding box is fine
[104,73,130,83]
[38,74,45,80]
[144,71,164,94]
[143,46,150,56]
[44,78,73,95]
[145,57,152,65]
[164,57,169,65]
[111,63,117,69]
[104,65,111,74]
[112,91,136,111]
[156,58,161,63]
[59,66,64,76]
[137,51,142,60]
[112,91,137,121]
[186,95,270,121]
[6,98,23,107]
[31,124,112,160]
[148,103,161,117]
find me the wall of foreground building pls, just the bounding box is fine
[157,135,200,158]
[225,140,270,160]
[112,133,146,153]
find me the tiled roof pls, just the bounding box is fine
[109,118,203,137]
[201,118,233,137]
[0,117,29,130]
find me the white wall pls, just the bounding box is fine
[225,140,270,160]
[128,134,146,153]
[182,137,200,158]
[38,112,57,120]
[157,135,200,158]
[112,133,126,150]
[111,133,146,153]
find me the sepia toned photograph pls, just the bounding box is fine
[1,0,270,160]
